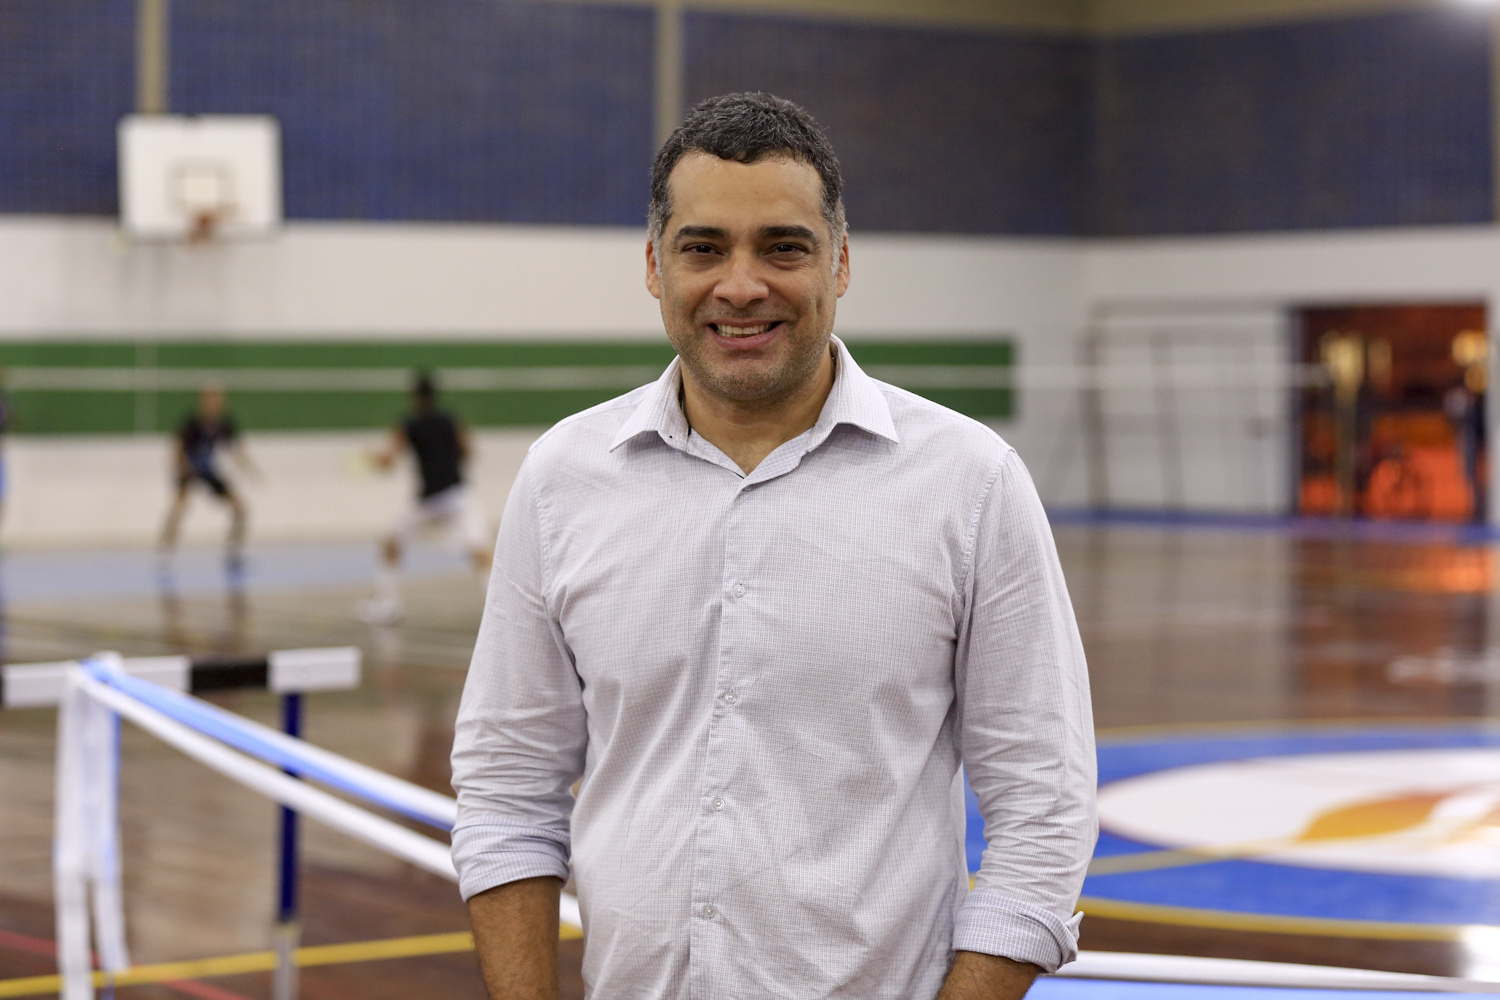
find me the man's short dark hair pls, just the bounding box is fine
[648,92,847,254]
[413,372,436,402]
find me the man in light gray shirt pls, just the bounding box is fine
[451,92,1096,1000]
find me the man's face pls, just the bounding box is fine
[647,153,850,405]
[200,388,225,420]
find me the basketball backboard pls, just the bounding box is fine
[118,114,282,241]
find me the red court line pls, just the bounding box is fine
[0,931,52,959]
[0,928,256,1000]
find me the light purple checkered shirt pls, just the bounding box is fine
[451,337,1096,999]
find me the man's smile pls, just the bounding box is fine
[709,320,784,336]
[707,319,786,349]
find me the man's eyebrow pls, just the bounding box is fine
[672,225,727,242]
[760,225,820,245]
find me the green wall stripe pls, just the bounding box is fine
[0,339,1013,434]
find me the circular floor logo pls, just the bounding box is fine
[1098,748,1500,878]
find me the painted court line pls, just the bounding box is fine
[1079,896,1464,942]
[1087,837,1290,876]
[0,926,582,999]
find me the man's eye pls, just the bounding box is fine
[683,244,717,255]
[771,244,806,255]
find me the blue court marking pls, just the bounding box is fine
[1046,507,1500,547]
[0,541,470,604]
[964,724,1500,924]
[1095,726,1500,786]
[1030,980,1450,999]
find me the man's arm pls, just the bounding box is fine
[937,952,1040,1000]
[371,424,407,471]
[468,876,563,1000]
[451,458,586,992]
[228,440,263,482]
[948,446,1096,986]
[457,419,473,464]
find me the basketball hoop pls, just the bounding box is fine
[176,159,238,246]
[118,115,280,243]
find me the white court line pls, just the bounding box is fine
[1059,951,1500,993]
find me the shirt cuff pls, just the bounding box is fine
[450,819,571,902]
[952,888,1082,973]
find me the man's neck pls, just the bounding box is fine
[681,347,836,475]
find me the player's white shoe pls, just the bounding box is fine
[356,596,403,625]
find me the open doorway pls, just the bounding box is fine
[1298,303,1487,523]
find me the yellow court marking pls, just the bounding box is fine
[0,926,582,998]
[1079,895,1465,942]
[1086,840,1286,876]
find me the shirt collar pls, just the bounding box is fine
[609,357,690,451]
[815,336,900,445]
[608,335,899,453]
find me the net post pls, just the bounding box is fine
[273,691,303,1000]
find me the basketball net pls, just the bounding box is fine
[186,204,235,246]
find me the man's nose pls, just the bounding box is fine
[714,252,769,309]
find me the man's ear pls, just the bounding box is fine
[645,240,662,300]
[835,236,851,297]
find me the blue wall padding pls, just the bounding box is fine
[0,2,1494,234]
[171,0,655,224]
[684,13,1092,235]
[1032,980,1449,999]
[0,0,135,214]
[1092,7,1493,235]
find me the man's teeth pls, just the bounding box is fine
[717,323,772,337]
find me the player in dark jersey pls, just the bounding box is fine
[160,385,258,570]
[0,363,12,533]
[358,373,492,623]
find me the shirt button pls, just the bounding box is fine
[732,582,745,598]
[704,905,717,919]
[712,797,725,812]
[724,691,739,706]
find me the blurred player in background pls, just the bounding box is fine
[358,372,491,624]
[0,363,12,534]
[159,384,258,572]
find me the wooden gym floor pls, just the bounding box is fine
[0,520,1494,998]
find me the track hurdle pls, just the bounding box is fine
[6,648,360,1000]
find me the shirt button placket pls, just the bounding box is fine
[690,483,756,997]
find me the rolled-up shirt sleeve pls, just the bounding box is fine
[953,447,1097,972]
[450,457,586,901]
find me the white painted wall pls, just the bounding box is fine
[1081,225,1500,303]
[0,217,1081,341]
[2,215,1499,543]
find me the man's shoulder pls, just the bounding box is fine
[524,384,655,470]
[872,380,1013,467]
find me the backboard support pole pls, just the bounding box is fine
[136,0,169,115]
[654,0,683,148]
